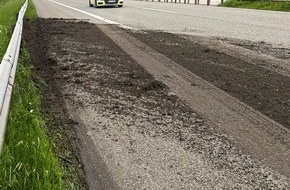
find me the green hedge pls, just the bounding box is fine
[221,0,290,12]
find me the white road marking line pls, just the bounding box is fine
[47,0,134,30]
[136,7,176,14]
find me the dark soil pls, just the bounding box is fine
[129,31,290,129]
[23,18,88,190]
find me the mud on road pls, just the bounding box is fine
[24,18,290,189]
[129,31,290,129]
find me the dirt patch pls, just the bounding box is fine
[23,18,290,189]
[129,31,290,129]
[23,19,88,190]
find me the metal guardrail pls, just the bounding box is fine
[141,0,290,5]
[0,0,28,153]
[140,0,215,5]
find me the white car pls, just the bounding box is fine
[89,0,123,7]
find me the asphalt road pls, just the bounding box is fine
[33,0,290,47]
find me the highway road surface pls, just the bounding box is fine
[33,0,290,47]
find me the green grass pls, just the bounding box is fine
[0,0,10,5]
[25,0,36,21]
[0,0,79,189]
[0,0,35,60]
[0,48,64,189]
[220,0,290,12]
[0,0,25,60]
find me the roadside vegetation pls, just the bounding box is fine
[220,0,290,12]
[0,0,81,189]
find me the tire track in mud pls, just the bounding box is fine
[130,31,290,130]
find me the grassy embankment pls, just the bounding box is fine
[0,0,79,189]
[220,0,290,12]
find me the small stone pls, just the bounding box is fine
[156,120,162,125]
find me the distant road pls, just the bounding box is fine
[33,0,290,47]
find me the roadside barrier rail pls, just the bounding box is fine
[140,0,223,5]
[0,0,28,153]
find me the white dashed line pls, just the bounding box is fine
[136,7,176,14]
